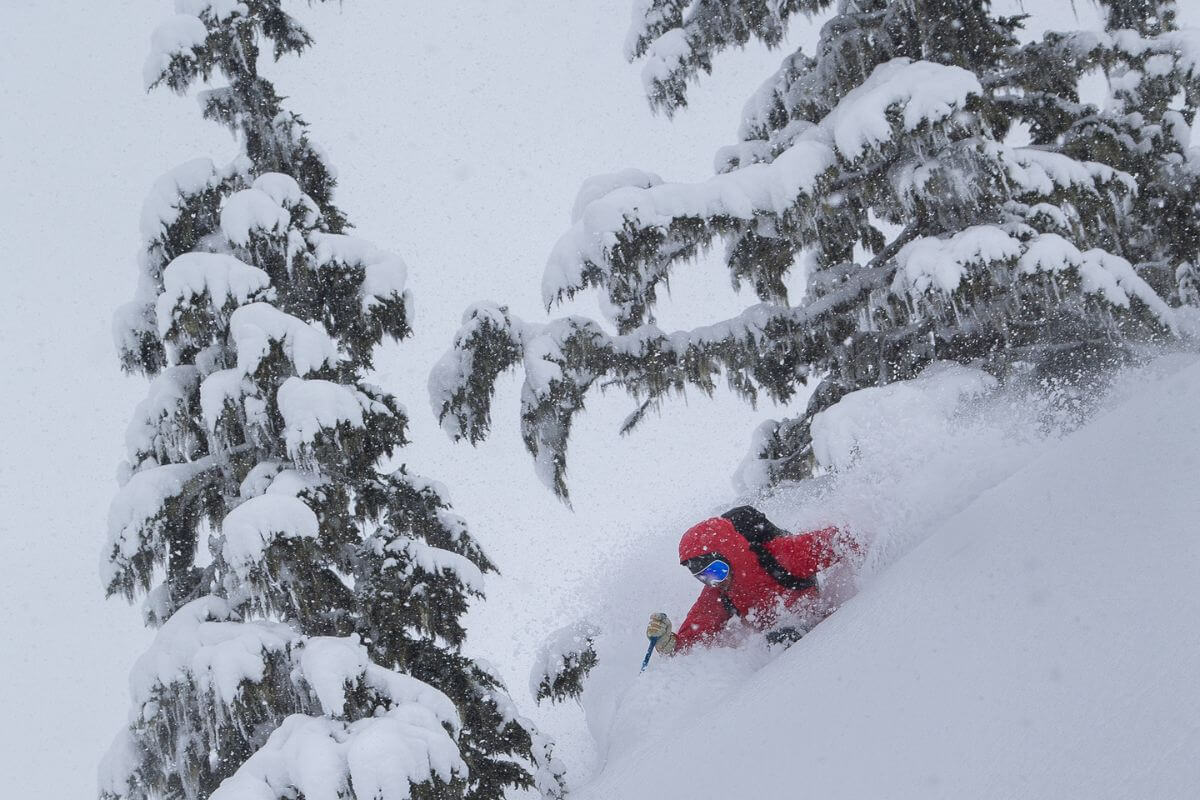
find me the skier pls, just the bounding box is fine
[645,506,859,655]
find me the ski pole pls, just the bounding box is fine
[640,636,659,672]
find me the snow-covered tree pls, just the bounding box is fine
[102,4,563,799]
[433,0,1182,499]
[1055,0,1200,306]
[529,622,600,705]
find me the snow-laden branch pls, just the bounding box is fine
[100,597,464,800]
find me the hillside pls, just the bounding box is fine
[565,353,1200,799]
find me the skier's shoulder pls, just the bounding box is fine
[766,525,849,571]
[774,523,839,547]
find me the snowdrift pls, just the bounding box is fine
[570,354,1200,800]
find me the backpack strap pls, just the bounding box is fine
[747,541,817,592]
[718,591,741,618]
[722,506,818,593]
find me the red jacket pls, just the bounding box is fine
[673,508,855,651]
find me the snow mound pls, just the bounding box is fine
[810,361,997,471]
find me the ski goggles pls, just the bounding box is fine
[690,558,731,586]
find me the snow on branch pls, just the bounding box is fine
[140,156,249,246]
[362,469,496,576]
[310,232,411,312]
[221,494,319,580]
[530,621,600,705]
[125,365,202,467]
[999,146,1137,198]
[145,2,316,95]
[297,636,460,728]
[546,58,986,332]
[892,225,1023,294]
[444,215,1177,501]
[220,188,292,247]
[821,58,981,163]
[229,303,339,378]
[430,303,525,445]
[887,224,1175,329]
[570,168,664,223]
[626,0,819,114]
[102,597,464,800]
[208,710,466,800]
[143,14,209,91]
[385,538,485,596]
[1021,236,1178,329]
[198,368,250,437]
[275,377,396,467]
[176,1,250,24]
[126,595,296,713]
[1098,26,1200,80]
[156,252,272,337]
[737,49,823,144]
[103,457,217,597]
[543,134,836,328]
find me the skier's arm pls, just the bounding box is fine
[672,586,733,652]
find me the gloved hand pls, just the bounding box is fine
[646,612,677,654]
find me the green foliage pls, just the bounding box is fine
[436,0,1183,500]
[535,644,599,706]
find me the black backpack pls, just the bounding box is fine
[720,506,818,593]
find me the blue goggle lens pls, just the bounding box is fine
[693,559,730,586]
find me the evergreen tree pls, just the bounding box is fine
[102,3,563,799]
[432,0,1181,500]
[1055,0,1200,306]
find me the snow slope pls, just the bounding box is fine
[573,353,1200,800]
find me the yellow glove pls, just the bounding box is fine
[646,612,677,654]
